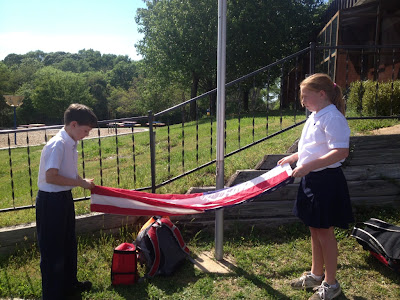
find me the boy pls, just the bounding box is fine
[36,103,98,300]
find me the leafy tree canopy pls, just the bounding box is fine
[135,0,324,112]
[31,67,94,124]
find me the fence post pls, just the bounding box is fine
[148,111,156,193]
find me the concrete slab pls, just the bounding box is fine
[190,250,236,274]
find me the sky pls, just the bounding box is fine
[0,0,147,61]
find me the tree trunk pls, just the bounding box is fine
[242,89,250,112]
[206,79,217,116]
[190,72,199,120]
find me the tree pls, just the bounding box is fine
[54,57,80,72]
[78,49,103,71]
[1,49,144,125]
[15,83,38,125]
[31,67,94,123]
[226,0,324,110]
[108,87,132,118]
[135,0,324,112]
[107,60,138,90]
[85,71,109,120]
[8,57,43,91]
[0,62,12,127]
[3,54,24,67]
[135,0,218,119]
[129,71,188,117]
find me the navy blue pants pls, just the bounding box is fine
[36,190,78,300]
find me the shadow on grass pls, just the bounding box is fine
[106,255,295,299]
[365,255,400,283]
[232,266,293,300]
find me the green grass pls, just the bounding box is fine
[1,206,399,299]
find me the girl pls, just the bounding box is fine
[278,73,354,300]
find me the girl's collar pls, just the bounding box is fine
[314,104,335,117]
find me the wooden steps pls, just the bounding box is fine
[173,134,400,228]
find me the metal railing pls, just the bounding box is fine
[1,43,399,213]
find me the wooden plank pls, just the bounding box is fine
[228,179,400,200]
[343,164,400,180]
[229,167,400,197]
[345,150,400,166]
[171,217,301,230]
[350,135,400,150]
[255,154,286,170]
[229,179,400,200]
[226,169,301,187]
[255,154,297,170]
[223,200,294,218]
[351,195,400,207]
[226,170,266,186]
[348,180,400,197]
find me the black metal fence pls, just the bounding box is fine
[1,44,399,213]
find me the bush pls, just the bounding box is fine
[347,80,400,116]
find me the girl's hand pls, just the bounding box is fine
[277,153,298,166]
[291,165,310,178]
[277,157,288,165]
[292,148,349,177]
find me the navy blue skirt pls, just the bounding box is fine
[294,167,354,229]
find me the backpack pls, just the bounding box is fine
[135,216,190,278]
[351,218,400,273]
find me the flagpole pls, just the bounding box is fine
[215,0,227,261]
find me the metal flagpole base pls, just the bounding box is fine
[215,208,224,260]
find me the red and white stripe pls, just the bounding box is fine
[90,163,293,216]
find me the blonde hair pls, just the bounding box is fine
[300,73,345,115]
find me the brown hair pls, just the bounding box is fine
[64,103,98,127]
[300,73,345,115]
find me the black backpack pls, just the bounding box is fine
[351,218,400,273]
[135,216,190,278]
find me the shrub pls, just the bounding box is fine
[347,80,400,116]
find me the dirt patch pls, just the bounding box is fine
[369,124,400,135]
[0,127,148,149]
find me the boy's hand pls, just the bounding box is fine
[81,178,95,190]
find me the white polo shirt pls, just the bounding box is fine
[297,104,350,172]
[38,127,79,192]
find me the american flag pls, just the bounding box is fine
[90,164,293,216]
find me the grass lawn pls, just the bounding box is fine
[1,206,399,299]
